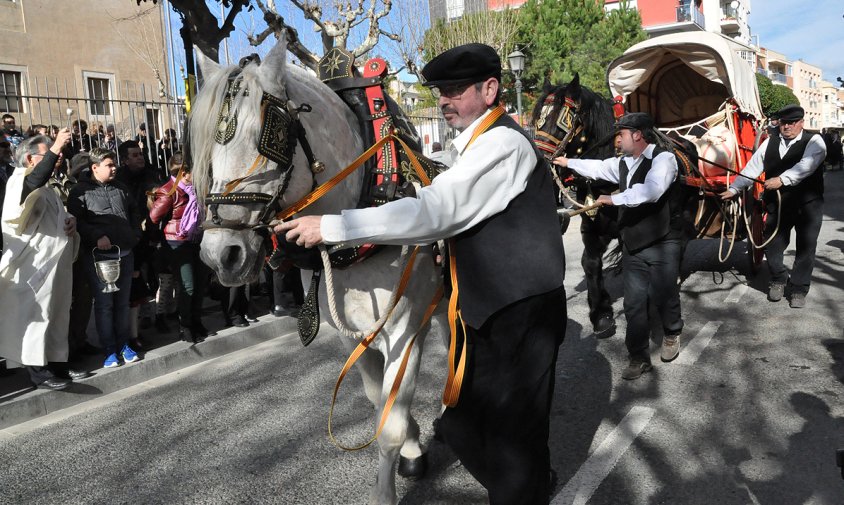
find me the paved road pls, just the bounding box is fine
[3,171,844,504]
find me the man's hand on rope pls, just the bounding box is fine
[596,195,614,206]
[719,189,738,200]
[274,216,324,248]
[763,176,783,191]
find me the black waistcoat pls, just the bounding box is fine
[616,147,683,253]
[763,134,823,205]
[452,114,566,328]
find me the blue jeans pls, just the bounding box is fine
[84,251,134,355]
[622,238,684,360]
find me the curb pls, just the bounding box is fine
[0,315,299,430]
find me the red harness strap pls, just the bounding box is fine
[362,58,399,186]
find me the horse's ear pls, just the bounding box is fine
[258,31,289,83]
[542,77,552,92]
[569,72,582,100]
[194,46,222,79]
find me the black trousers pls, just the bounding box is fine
[764,197,823,294]
[68,256,92,354]
[440,286,566,505]
[272,266,305,306]
[221,284,252,322]
[26,363,69,385]
[622,238,684,360]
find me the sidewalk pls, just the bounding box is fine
[0,305,300,431]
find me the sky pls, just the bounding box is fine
[749,0,844,84]
[163,1,844,93]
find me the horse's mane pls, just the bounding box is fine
[190,60,265,200]
[531,80,616,160]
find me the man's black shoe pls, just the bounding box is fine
[231,316,249,328]
[66,369,91,381]
[245,315,260,323]
[36,377,71,391]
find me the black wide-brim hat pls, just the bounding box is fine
[421,43,502,88]
[773,104,804,122]
[615,112,655,132]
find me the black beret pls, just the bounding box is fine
[421,43,502,88]
[773,104,804,121]
[615,112,654,132]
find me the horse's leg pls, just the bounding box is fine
[371,333,424,505]
[581,228,616,338]
[339,336,384,409]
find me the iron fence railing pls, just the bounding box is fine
[1,74,185,170]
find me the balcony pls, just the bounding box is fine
[720,4,740,31]
[770,72,788,85]
[676,5,705,29]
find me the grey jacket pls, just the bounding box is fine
[67,175,140,251]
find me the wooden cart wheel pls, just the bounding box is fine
[745,196,765,274]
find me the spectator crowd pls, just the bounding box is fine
[0,115,304,391]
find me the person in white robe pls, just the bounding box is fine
[0,134,80,390]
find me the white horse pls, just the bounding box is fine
[190,36,444,505]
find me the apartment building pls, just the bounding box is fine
[819,80,843,130]
[0,0,172,137]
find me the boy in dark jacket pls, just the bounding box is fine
[68,148,142,368]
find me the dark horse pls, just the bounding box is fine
[531,74,699,339]
[531,74,620,338]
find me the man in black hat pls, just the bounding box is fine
[720,104,826,308]
[276,43,567,503]
[554,112,685,379]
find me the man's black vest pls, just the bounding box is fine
[452,113,565,329]
[616,146,684,253]
[763,133,823,205]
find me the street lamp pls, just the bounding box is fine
[508,46,526,126]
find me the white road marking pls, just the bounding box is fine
[724,283,749,303]
[673,321,722,365]
[552,406,656,505]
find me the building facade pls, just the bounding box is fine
[819,80,843,130]
[792,60,823,130]
[0,0,173,139]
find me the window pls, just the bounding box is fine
[0,70,23,113]
[446,0,464,19]
[87,77,111,115]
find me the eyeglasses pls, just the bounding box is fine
[779,119,802,126]
[431,82,475,100]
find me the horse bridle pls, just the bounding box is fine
[202,54,322,232]
[534,95,586,161]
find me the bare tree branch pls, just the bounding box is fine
[251,0,320,70]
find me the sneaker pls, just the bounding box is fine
[104,353,122,368]
[621,358,653,380]
[660,334,681,362]
[768,282,785,302]
[121,344,141,363]
[789,292,806,309]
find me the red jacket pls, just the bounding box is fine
[149,178,189,241]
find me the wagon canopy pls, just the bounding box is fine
[607,32,764,127]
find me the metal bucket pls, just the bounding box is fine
[93,246,121,293]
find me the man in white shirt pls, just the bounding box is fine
[555,113,684,380]
[277,43,567,503]
[719,104,826,308]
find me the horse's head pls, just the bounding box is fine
[530,73,616,166]
[189,35,362,286]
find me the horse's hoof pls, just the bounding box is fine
[397,453,428,480]
[593,316,616,339]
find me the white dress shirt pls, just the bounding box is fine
[728,131,827,194]
[320,108,539,246]
[567,144,678,207]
